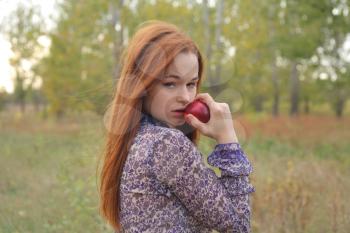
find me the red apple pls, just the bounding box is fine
[184,99,210,123]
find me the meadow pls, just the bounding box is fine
[1,109,349,233]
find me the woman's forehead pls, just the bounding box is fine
[165,52,198,79]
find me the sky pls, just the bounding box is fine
[0,0,58,93]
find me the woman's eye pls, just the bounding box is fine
[163,82,175,88]
[162,82,196,88]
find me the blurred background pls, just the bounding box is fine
[0,0,349,232]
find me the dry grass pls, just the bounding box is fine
[237,113,350,146]
[1,109,349,233]
[235,113,350,233]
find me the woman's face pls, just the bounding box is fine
[143,52,199,128]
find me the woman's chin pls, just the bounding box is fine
[166,119,186,128]
[174,118,186,125]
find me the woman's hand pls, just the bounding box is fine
[185,93,238,144]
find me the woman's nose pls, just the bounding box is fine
[176,87,191,103]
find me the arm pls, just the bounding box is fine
[150,130,255,233]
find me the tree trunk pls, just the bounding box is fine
[303,96,310,114]
[335,89,346,118]
[333,34,346,119]
[33,96,41,113]
[267,11,279,117]
[202,0,212,87]
[272,57,280,117]
[55,108,65,121]
[335,98,344,118]
[14,73,26,115]
[289,61,299,116]
[213,0,224,96]
[253,95,264,112]
[19,99,26,114]
[210,0,224,97]
[110,0,124,86]
[204,0,224,96]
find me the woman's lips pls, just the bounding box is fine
[172,110,185,116]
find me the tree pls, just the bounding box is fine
[322,1,350,118]
[222,0,273,113]
[37,0,116,117]
[0,88,9,112]
[276,0,334,116]
[1,3,44,114]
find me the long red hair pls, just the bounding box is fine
[98,20,205,232]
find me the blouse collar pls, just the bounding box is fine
[141,112,170,129]
[140,112,195,136]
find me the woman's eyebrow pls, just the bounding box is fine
[165,74,199,81]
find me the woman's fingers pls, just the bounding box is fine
[194,93,216,110]
[217,103,233,119]
[186,93,235,141]
[185,114,207,134]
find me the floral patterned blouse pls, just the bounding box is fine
[119,112,255,233]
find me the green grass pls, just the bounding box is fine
[1,111,349,233]
[0,113,112,233]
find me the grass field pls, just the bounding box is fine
[1,110,349,233]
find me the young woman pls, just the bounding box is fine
[99,20,255,233]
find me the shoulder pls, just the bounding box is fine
[153,128,197,158]
[156,126,189,145]
[149,126,203,174]
[140,123,191,147]
[138,122,185,141]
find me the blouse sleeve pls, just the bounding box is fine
[149,130,255,233]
